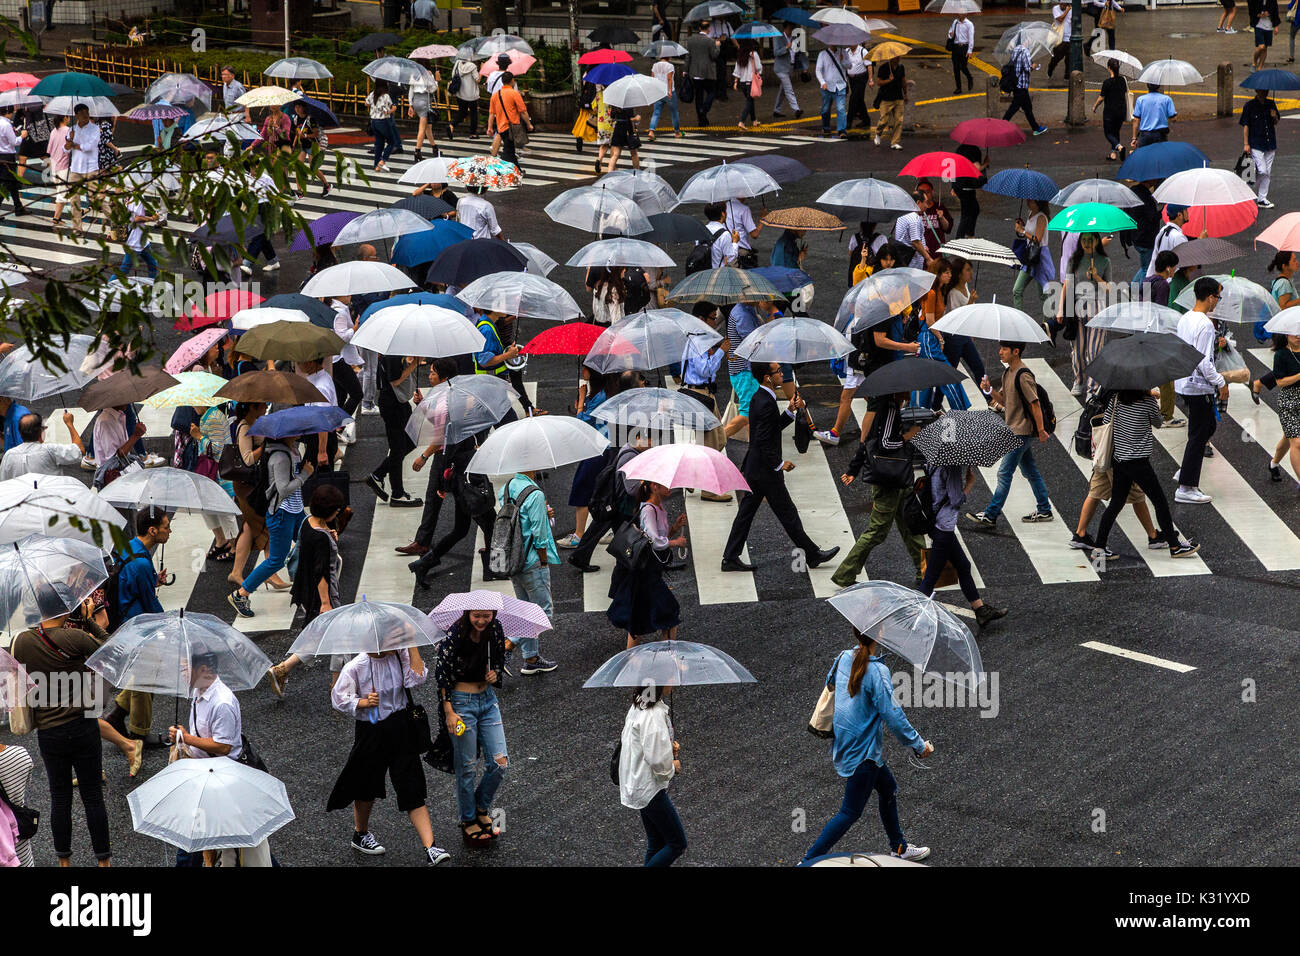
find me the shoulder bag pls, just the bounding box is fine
[494,91,530,148]
[0,780,38,841]
[808,652,845,738]
[1091,395,1119,474]
[862,434,914,488]
[403,687,433,755]
[608,519,654,572]
[1098,2,1117,30]
[235,735,268,773]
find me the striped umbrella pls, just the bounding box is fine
[123,102,191,122]
[429,590,552,640]
[667,267,784,305]
[936,238,1019,268]
[911,408,1020,468]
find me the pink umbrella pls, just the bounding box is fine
[1255,212,1300,251]
[0,647,34,711]
[165,328,228,375]
[620,444,750,496]
[480,51,536,77]
[429,589,552,640]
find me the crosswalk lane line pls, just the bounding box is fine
[1080,640,1196,673]
[684,486,757,605]
[1245,348,1298,482]
[779,409,856,598]
[1027,359,1210,578]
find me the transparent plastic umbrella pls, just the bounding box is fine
[567,237,676,269]
[98,467,241,518]
[181,115,261,143]
[406,375,517,447]
[0,333,98,401]
[140,370,228,408]
[0,475,125,551]
[286,600,444,658]
[1173,275,1278,324]
[619,444,749,495]
[810,6,866,26]
[735,316,853,364]
[545,186,653,236]
[602,74,669,109]
[925,0,980,12]
[362,56,435,87]
[933,300,1050,343]
[1137,58,1204,87]
[1050,178,1143,208]
[585,309,722,373]
[683,2,744,22]
[428,590,552,640]
[837,267,935,334]
[827,581,984,690]
[678,162,780,203]
[596,170,680,216]
[593,387,721,433]
[1088,301,1182,334]
[510,242,558,276]
[992,22,1057,62]
[583,640,757,688]
[145,73,212,109]
[299,261,415,298]
[0,535,107,628]
[264,56,333,80]
[128,759,294,853]
[468,416,609,475]
[333,207,434,246]
[476,34,535,58]
[1091,48,1143,79]
[350,303,486,357]
[816,177,916,219]
[398,156,454,185]
[457,272,583,321]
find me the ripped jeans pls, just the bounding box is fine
[449,688,507,824]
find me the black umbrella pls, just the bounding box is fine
[348,33,402,55]
[260,293,337,329]
[588,26,641,45]
[1084,331,1205,391]
[392,194,455,220]
[644,212,711,244]
[191,215,264,247]
[859,357,967,397]
[743,155,812,184]
[426,238,528,287]
[911,409,1021,468]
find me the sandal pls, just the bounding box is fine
[207,541,235,562]
[460,821,494,847]
[476,810,501,838]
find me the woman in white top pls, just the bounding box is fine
[407,67,441,162]
[591,265,627,327]
[618,684,686,866]
[326,646,451,865]
[732,40,762,130]
[1011,198,1056,314]
[606,481,687,649]
[365,79,401,171]
[648,56,682,140]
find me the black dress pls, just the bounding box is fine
[290,521,338,624]
[607,504,680,637]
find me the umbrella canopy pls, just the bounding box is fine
[360,292,470,323]
[0,71,39,91]
[289,600,443,658]
[0,535,106,628]
[477,34,535,58]
[582,62,635,86]
[129,759,294,853]
[684,2,744,22]
[1117,140,1210,181]
[0,334,98,401]
[229,306,311,332]
[772,7,817,27]
[235,322,345,362]
[399,156,455,185]
[926,0,981,12]
[983,167,1058,201]
[216,370,325,405]
[596,169,679,216]
[751,266,814,294]
[1137,58,1203,86]
[468,416,609,474]
[837,267,935,334]
[593,387,722,434]
[43,95,118,117]
[79,367,178,411]
[1240,68,1300,90]
[181,115,262,143]
[811,7,870,26]
[1173,200,1257,240]
[300,261,415,299]
[426,238,529,287]
[642,40,690,58]
[828,581,983,689]
[860,356,966,397]
[583,640,757,688]
[993,22,1058,62]
[0,86,40,108]
[667,267,784,306]
[568,237,676,269]
[264,56,333,80]
[1088,301,1182,335]
[1256,212,1300,251]
[759,207,844,231]
[259,293,337,328]
[99,467,240,518]
[588,24,643,44]
[1084,331,1205,390]
[407,375,516,447]
[165,330,229,377]
[545,185,653,236]
[621,443,748,495]
[190,213,265,248]
[522,322,607,357]
[936,238,1019,268]
[479,51,536,78]
[141,371,227,409]
[867,41,912,62]
[912,408,1019,468]
[144,73,212,108]
[600,73,667,109]
[457,272,583,321]
[0,476,125,551]
[900,151,981,180]
[234,85,301,108]
[586,309,722,372]
[933,301,1050,343]
[363,56,434,87]
[1153,167,1256,207]
[392,194,455,221]
[391,219,474,268]
[949,117,1024,150]
[1173,275,1279,324]
[1091,48,1143,79]
[1051,178,1142,208]
[347,32,401,54]
[511,242,559,276]
[580,48,634,65]
[1169,237,1244,267]
[1263,312,1300,335]
[178,289,265,331]
[643,212,712,244]
[249,405,350,440]
[815,24,872,46]
[31,71,115,98]
[333,207,434,247]
[445,156,522,191]
[1046,203,1136,233]
[678,162,780,203]
[742,154,812,184]
[428,590,552,640]
[351,304,486,358]
[736,21,783,40]
[735,317,853,363]
[817,177,916,220]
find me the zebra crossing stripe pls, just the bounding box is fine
[779,411,856,598]
[1080,640,1196,673]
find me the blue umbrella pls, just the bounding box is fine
[391,218,473,268]
[772,7,816,26]
[983,168,1059,201]
[1240,69,1300,90]
[426,238,528,287]
[249,405,351,439]
[289,211,360,252]
[584,63,635,86]
[1116,141,1210,182]
[735,21,782,40]
[360,292,471,324]
[295,94,339,127]
[751,266,814,294]
[260,293,337,329]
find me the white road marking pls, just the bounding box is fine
[1080,640,1196,673]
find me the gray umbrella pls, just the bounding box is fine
[0,334,99,401]
[0,534,107,628]
[911,408,1020,468]
[582,640,756,688]
[1050,178,1143,208]
[683,2,744,23]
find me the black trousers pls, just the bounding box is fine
[37,719,111,860]
[0,154,24,214]
[424,497,496,566]
[1096,456,1180,550]
[332,359,362,416]
[918,528,979,602]
[1102,109,1124,149]
[847,73,870,126]
[1002,88,1040,130]
[414,469,446,546]
[951,50,973,90]
[454,98,478,136]
[569,510,630,569]
[373,395,414,498]
[499,133,522,172]
[1179,393,1217,489]
[302,431,339,467]
[508,367,534,412]
[1047,41,1069,77]
[723,473,818,562]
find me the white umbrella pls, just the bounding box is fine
[510,242,559,276]
[182,115,262,143]
[567,237,676,269]
[736,317,854,363]
[1264,312,1300,335]
[0,475,125,551]
[1088,301,1182,334]
[287,600,445,658]
[129,759,294,853]
[597,170,680,216]
[230,306,311,332]
[0,534,107,628]
[457,272,583,321]
[0,334,99,401]
[811,7,869,29]
[234,85,302,108]
[99,467,241,518]
[333,207,434,246]
[351,303,486,357]
[1091,48,1143,79]
[300,261,415,298]
[43,95,118,117]
[1137,58,1204,87]
[678,162,780,203]
[817,177,915,217]
[932,301,1050,343]
[264,56,333,80]
[1153,167,1255,207]
[602,74,669,109]
[468,416,609,475]
[363,56,435,87]
[399,156,454,185]
[936,238,1020,268]
[0,86,40,108]
[545,186,654,236]
[1050,178,1143,208]
[476,34,535,58]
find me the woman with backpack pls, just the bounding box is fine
[917,462,1007,628]
[618,682,686,866]
[607,481,687,649]
[408,430,502,588]
[449,57,480,139]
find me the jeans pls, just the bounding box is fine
[649,93,680,133]
[37,719,111,860]
[692,77,716,125]
[372,116,400,166]
[1095,456,1180,550]
[942,332,985,384]
[1133,246,1153,285]
[832,484,926,587]
[1178,393,1217,488]
[1003,88,1040,131]
[1012,269,1045,312]
[510,563,552,660]
[360,348,378,407]
[448,688,507,824]
[122,246,159,278]
[984,435,1051,520]
[919,528,979,601]
[242,507,304,593]
[803,758,906,860]
[820,87,847,133]
[739,89,756,125]
[1102,110,1123,150]
[640,789,688,866]
[1136,128,1169,148]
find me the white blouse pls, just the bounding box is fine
[332,649,426,722]
[639,500,671,551]
[733,51,761,83]
[618,701,675,810]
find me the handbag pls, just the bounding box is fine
[194,452,219,481]
[863,435,914,488]
[403,688,432,755]
[456,470,495,517]
[679,72,695,104]
[945,36,956,52]
[494,92,529,147]
[236,734,268,773]
[749,69,763,100]
[0,780,38,841]
[1098,3,1116,30]
[607,520,653,572]
[218,443,256,485]
[808,652,845,738]
[1091,395,1118,474]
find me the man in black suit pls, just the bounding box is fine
[721,362,840,572]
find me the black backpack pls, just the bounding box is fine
[999,60,1017,94]
[624,268,651,313]
[1075,390,1107,458]
[902,470,938,537]
[846,325,878,372]
[104,550,154,632]
[1015,368,1057,435]
[684,226,725,275]
[589,448,639,524]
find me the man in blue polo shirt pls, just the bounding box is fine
[1130,83,1177,150]
[0,394,31,452]
[1240,86,1280,208]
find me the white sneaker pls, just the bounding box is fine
[813,428,840,446]
[360,404,380,416]
[893,844,931,862]
[1174,487,1212,505]
[1224,27,1238,34]
[890,143,903,150]
[338,421,357,446]
[239,263,253,276]
[263,260,281,272]
[873,134,881,146]
[1171,469,1180,483]
[1258,198,1275,209]
[142,453,167,468]
[80,454,96,472]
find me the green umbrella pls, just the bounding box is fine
[29,71,117,98]
[1047,202,1136,233]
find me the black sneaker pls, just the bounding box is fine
[425,844,451,865]
[1269,462,1284,482]
[1147,536,1170,550]
[366,473,390,501]
[974,604,1007,629]
[1021,511,1053,523]
[965,511,997,528]
[389,493,423,508]
[1069,532,1096,550]
[351,830,385,855]
[1203,446,1215,458]
[1171,542,1201,558]
[520,655,557,675]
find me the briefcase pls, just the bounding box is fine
[302,466,350,507]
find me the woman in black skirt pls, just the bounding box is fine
[607,481,687,649]
[605,106,642,175]
[327,645,451,865]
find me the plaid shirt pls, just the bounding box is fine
[1011,46,1031,90]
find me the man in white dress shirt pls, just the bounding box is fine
[0,105,26,217]
[457,187,503,240]
[0,412,84,480]
[169,653,243,761]
[724,197,762,268]
[1173,277,1230,505]
[65,104,106,238]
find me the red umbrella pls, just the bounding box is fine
[899,151,981,180]
[0,72,39,92]
[522,322,608,356]
[175,290,265,332]
[949,118,1025,150]
[1168,200,1259,240]
[579,49,634,65]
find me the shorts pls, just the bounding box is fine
[838,368,865,390]
[1220,0,1235,8]
[1088,467,1145,504]
[1256,26,1273,47]
[611,123,640,150]
[731,369,760,417]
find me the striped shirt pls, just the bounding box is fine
[0,745,34,866]
[1105,394,1162,460]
